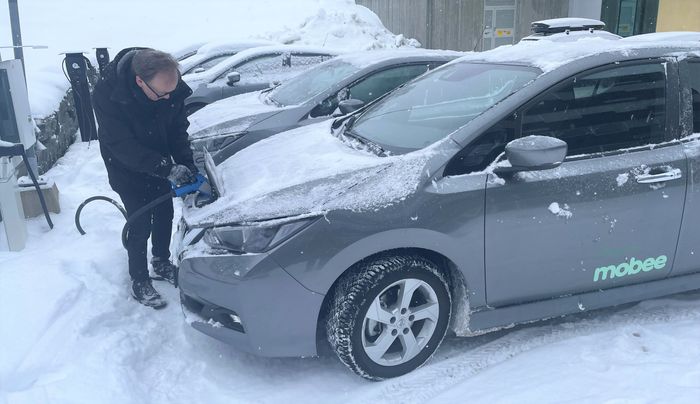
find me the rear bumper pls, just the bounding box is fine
[178,252,325,357]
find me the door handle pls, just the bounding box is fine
[635,168,682,184]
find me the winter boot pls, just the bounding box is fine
[151,257,177,285]
[131,279,167,309]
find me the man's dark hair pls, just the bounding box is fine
[131,49,179,82]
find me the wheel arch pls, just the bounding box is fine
[315,247,470,356]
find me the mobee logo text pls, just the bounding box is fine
[593,255,667,282]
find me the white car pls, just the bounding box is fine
[182,45,341,115]
[520,18,621,43]
[178,39,279,75]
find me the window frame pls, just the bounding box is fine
[443,58,680,176]
[516,58,679,162]
[212,52,284,83]
[679,57,700,139]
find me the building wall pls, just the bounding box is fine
[568,0,602,19]
[656,0,700,31]
[357,0,571,51]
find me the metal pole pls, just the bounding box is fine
[8,0,25,74]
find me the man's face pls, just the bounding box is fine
[136,70,179,101]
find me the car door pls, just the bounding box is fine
[213,53,284,100]
[668,58,700,277]
[483,60,686,307]
[308,63,434,120]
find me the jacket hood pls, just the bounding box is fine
[182,121,436,227]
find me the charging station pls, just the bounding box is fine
[0,58,35,251]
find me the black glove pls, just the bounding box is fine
[167,164,196,186]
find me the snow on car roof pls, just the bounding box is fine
[334,48,464,68]
[521,29,621,42]
[183,44,344,82]
[453,38,700,73]
[195,39,279,56]
[622,32,700,43]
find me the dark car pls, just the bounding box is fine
[187,48,463,163]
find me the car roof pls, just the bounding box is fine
[183,45,344,81]
[622,31,700,43]
[195,39,279,56]
[452,39,700,75]
[521,29,621,42]
[335,48,464,70]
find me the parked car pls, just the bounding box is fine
[622,31,700,42]
[178,39,279,75]
[175,39,700,380]
[169,41,208,61]
[187,48,463,162]
[520,18,621,43]
[182,45,340,115]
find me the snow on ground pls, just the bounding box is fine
[2,141,700,403]
[0,0,418,119]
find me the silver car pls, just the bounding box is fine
[183,45,340,115]
[176,39,700,380]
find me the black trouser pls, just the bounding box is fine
[116,179,173,282]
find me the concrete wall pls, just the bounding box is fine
[656,0,700,31]
[568,0,602,19]
[358,0,571,51]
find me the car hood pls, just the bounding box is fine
[183,121,436,227]
[188,91,286,140]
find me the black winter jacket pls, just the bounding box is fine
[93,47,194,192]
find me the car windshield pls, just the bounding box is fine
[268,59,360,106]
[351,62,540,153]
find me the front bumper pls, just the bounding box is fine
[178,250,325,357]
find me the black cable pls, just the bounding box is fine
[74,195,127,235]
[19,147,54,229]
[119,193,173,249]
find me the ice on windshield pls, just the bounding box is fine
[268,59,361,106]
[352,63,540,152]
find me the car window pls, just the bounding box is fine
[214,54,283,84]
[268,59,361,106]
[291,54,334,68]
[521,62,667,156]
[196,54,234,71]
[444,114,516,176]
[348,64,431,104]
[351,62,539,153]
[688,61,700,133]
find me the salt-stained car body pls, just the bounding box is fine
[176,38,700,381]
[182,45,341,115]
[186,48,463,162]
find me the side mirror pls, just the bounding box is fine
[226,72,241,86]
[338,99,365,115]
[192,67,206,74]
[494,136,567,174]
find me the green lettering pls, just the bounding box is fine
[628,257,643,275]
[654,255,668,270]
[614,262,629,278]
[642,258,655,272]
[594,265,616,282]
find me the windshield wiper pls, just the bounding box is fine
[343,128,387,157]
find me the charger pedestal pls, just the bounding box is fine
[0,156,27,251]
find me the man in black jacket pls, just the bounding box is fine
[93,48,196,309]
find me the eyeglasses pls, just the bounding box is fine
[141,73,180,99]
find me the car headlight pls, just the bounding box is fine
[202,217,315,254]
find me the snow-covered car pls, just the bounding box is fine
[178,39,279,75]
[175,38,700,380]
[622,31,700,43]
[169,41,208,61]
[187,49,463,163]
[182,45,341,115]
[520,17,621,43]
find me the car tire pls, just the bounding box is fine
[185,103,207,116]
[326,255,451,380]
